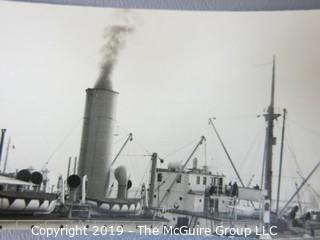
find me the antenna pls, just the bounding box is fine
[270,56,275,108]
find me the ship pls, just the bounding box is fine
[144,57,320,239]
[0,44,319,239]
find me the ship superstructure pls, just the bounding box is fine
[152,159,230,216]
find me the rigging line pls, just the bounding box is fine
[296,171,320,200]
[240,127,264,171]
[113,135,127,145]
[253,174,307,180]
[309,188,320,201]
[281,145,301,182]
[253,128,265,172]
[162,138,198,159]
[116,154,151,157]
[260,139,268,190]
[279,161,320,215]
[134,160,151,198]
[113,123,152,155]
[210,113,259,120]
[135,154,164,198]
[284,122,303,174]
[294,181,303,215]
[289,121,318,163]
[308,186,320,201]
[204,138,207,167]
[284,138,302,175]
[157,171,177,189]
[209,119,245,187]
[41,118,82,170]
[287,118,320,139]
[135,140,151,155]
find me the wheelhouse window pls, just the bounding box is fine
[157,173,162,182]
[196,176,200,184]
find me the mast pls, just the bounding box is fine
[263,56,280,206]
[276,108,287,215]
[148,153,158,208]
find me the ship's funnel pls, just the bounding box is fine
[78,22,133,199]
[77,87,118,199]
[114,166,128,200]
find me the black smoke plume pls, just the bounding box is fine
[95,24,134,89]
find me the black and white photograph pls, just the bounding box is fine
[0,1,320,239]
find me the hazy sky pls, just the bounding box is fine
[0,1,320,208]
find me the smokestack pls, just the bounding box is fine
[78,21,134,200]
[77,87,118,199]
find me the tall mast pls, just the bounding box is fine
[276,108,287,215]
[263,56,280,206]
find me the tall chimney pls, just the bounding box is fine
[78,84,118,199]
[77,23,132,200]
